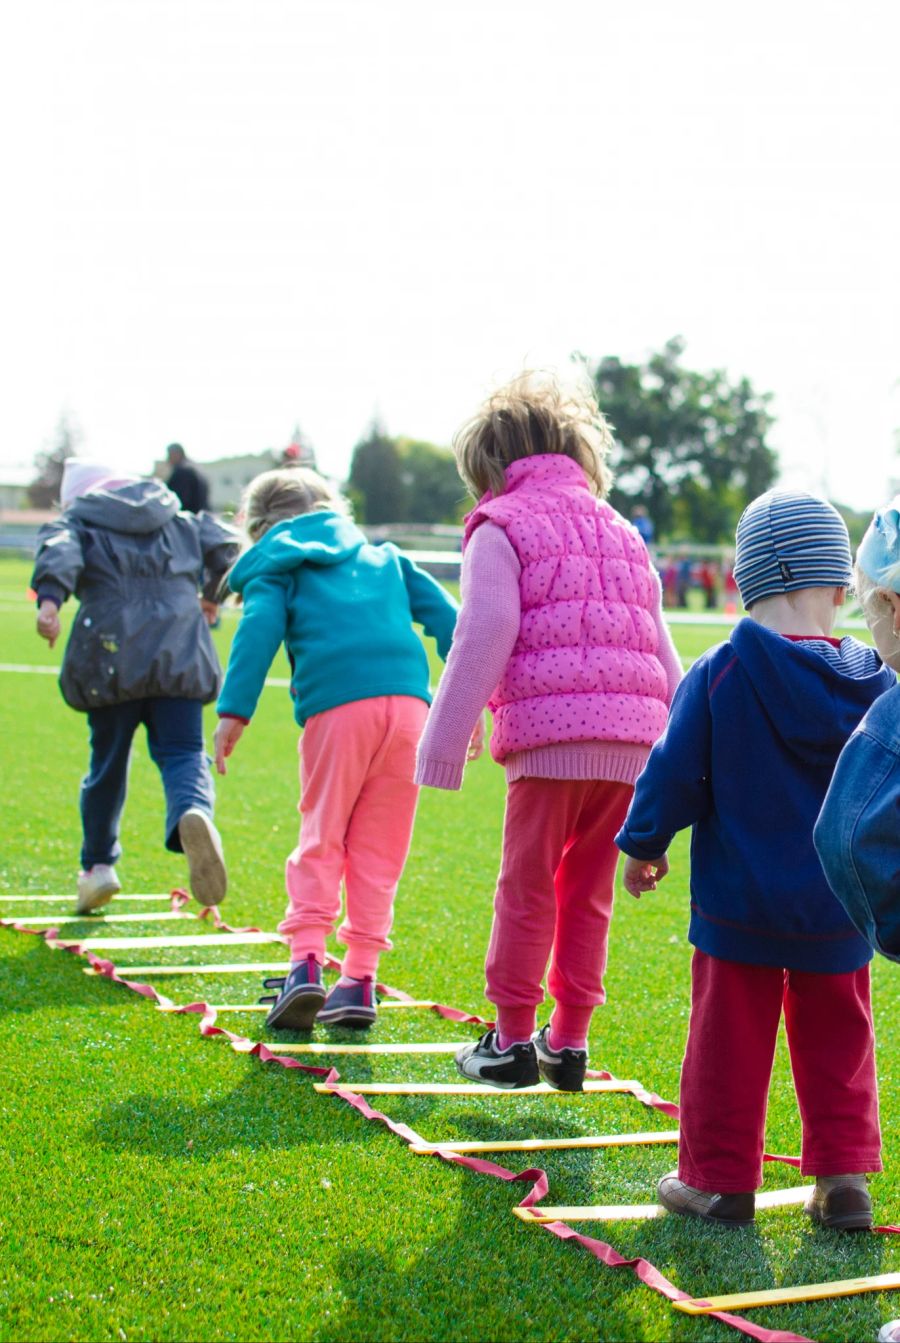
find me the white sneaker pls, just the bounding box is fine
[76,864,121,915]
[178,809,227,906]
[878,1323,900,1343]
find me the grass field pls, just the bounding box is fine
[1,553,899,1343]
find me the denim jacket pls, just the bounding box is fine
[814,681,900,960]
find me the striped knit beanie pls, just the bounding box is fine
[733,489,852,609]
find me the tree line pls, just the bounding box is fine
[348,338,781,542]
[32,341,833,545]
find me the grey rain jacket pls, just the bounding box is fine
[32,479,241,712]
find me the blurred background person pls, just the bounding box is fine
[166,442,210,513]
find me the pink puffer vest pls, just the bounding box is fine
[463,455,668,762]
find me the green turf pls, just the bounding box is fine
[1,555,898,1343]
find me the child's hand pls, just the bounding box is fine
[214,717,245,775]
[467,712,487,761]
[36,600,61,648]
[622,853,669,899]
[200,599,219,626]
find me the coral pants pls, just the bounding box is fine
[485,777,633,1042]
[278,695,427,977]
[678,950,882,1192]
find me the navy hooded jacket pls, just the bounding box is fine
[616,619,895,972]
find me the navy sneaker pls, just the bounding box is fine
[316,976,378,1029]
[455,1028,539,1090]
[532,1024,587,1092]
[260,955,326,1030]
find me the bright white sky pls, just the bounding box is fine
[2,0,899,509]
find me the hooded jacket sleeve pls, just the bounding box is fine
[814,691,900,954]
[217,572,291,721]
[397,553,459,660]
[616,658,713,859]
[194,512,242,602]
[31,517,84,606]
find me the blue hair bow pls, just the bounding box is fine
[857,498,900,590]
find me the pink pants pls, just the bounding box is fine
[485,777,633,1046]
[278,695,428,978]
[678,950,882,1192]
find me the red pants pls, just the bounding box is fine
[678,950,882,1192]
[485,777,633,1038]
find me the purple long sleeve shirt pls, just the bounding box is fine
[415,523,684,790]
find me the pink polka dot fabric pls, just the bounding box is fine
[463,455,668,762]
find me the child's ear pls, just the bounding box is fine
[878,588,900,635]
[834,586,847,607]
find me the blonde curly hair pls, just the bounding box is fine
[452,371,614,500]
[241,468,349,541]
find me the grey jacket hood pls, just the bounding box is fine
[69,478,181,535]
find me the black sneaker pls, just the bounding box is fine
[261,955,326,1031]
[316,976,378,1029]
[532,1024,587,1092]
[455,1028,540,1090]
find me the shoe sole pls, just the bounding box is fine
[76,880,120,916]
[178,811,227,906]
[805,1207,873,1232]
[535,1056,585,1092]
[657,1190,755,1227]
[454,1058,541,1090]
[266,986,326,1031]
[316,1006,377,1029]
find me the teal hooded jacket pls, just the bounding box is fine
[217,512,458,726]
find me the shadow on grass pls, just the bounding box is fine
[312,1189,894,1343]
[88,1064,402,1160]
[0,935,120,1014]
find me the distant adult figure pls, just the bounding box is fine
[166,443,210,513]
[676,557,693,608]
[699,560,719,610]
[631,505,654,546]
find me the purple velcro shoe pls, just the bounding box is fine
[316,976,378,1029]
[261,954,326,1031]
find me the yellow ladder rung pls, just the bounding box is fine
[83,962,291,977]
[517,1186,813,1225]
[410,1130,679,1155]
[53,931,284,951]
[673,1270,900,1314]
[267,1041,466,1055]
[2,910,194,926]
[315,1079,639,1096]
[155,999,438,1011]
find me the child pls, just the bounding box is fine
[814,503,900,1343]
[415,372,683,1091]
[815,498,900,958]
[33,458,239,913]
[617,489,896,1229]
[213,468,458,1030]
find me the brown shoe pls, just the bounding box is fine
[657,1172,755,1227]
[805,1179,872,1231]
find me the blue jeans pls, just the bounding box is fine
[81,698,215,870]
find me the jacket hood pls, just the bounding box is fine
[68,479,180,535]
[228,511,367,593]
[730,618,892,765]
